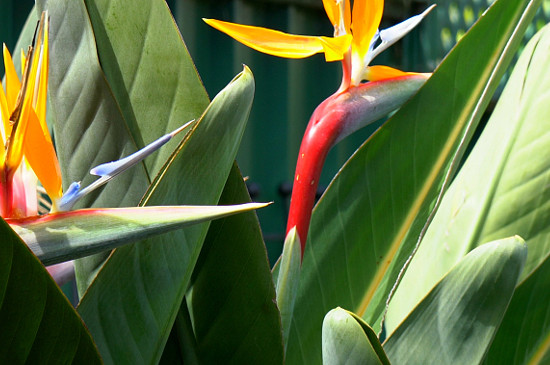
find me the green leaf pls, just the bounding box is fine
[0,218,101,363]
[9,203,268,266]
[185,163,283,364]
[84,0,210,178]
[77,67,255,364]
[276,228,301,351]
[38,0,149,210]
[322,307,389,365]
[285,0,541,363]
[484,246,550,364]
[37,0,152,293]
[383,236,527,364]
[386,23,550,333]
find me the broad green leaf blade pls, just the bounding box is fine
[84,0,210,178]
[37,0,151,293]
[77,67,255,364]
[185,163,283,363]
[386,23,550,333]
[383,236,527,364]
[0,219,101,363]
[277,227,301,351]
[286,0,541,363]
[484,247,550,364]
[322,307,388,365]
[9,203,268,266]
[38,0,149,210]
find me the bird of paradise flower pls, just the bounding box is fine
[1,12,267,271]
[205,0,434,257]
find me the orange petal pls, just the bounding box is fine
[366,65,420,82]
[323,0,351,32]
[5,42,39,175]
[23,106,62,202]
[204,18,349,61]
[352,0,383,56]
[319,34,352,61]
[0,82,9,158]
[2,44,21,114]
[344,0,352,32]
[323,0,340,27]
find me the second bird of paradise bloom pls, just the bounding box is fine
[1,12,191,220]
[205,0,435,259]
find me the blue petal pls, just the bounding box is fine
[91,120,194,177]
[58,182,82,211]
[57,120,194,212]
[90,134,172,177]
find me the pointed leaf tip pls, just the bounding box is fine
[10,203,271,265]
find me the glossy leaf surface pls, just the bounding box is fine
[10,203,267,266]
[285,0,541,363]
[387,21,550,334]
[384,237,527,365]
[38,0,149,211]
[84,0,210,178]
[77,67,255,364]
[36,0,152,292]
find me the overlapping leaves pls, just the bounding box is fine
[285,0,542,363]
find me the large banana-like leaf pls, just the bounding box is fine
[84,0,210,178]
[0,219,100,363]
[9,203,267,266]
[38,0,149,210]
[184,163,283,363]
[285,0,541,363]
[77,67,255,364]
[386,22,550,333]
[36,0,153,292]
[484,245,550,363]
[384,237,527,364]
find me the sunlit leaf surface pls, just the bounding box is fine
[285,0,541,363]
[384,237,526,365]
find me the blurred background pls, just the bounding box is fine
[2,0,549,264]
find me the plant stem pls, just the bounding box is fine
[286,92,346,259]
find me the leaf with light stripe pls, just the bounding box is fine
[9,203,268,266]
[285,0,542,363]
[384,237,526,364]
[386,22,550,335]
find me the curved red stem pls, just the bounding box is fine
[285,74,429,260]
[286,92,348,259]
